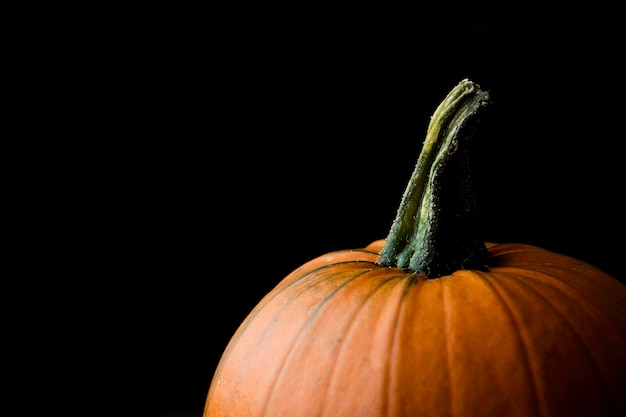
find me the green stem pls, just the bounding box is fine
[378,79,491,278]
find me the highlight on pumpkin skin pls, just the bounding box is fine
[379,79,491,278]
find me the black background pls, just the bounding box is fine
[36,12,624,417]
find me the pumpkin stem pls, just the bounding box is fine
[378,79,491,278]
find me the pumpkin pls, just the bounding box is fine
[204,79,626,417]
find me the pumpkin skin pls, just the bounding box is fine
[205,240,626,417]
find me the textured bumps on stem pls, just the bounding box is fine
[378,79,491,278]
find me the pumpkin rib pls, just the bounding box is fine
[258,268,356,417]
[487,242,553,257]
[262,260,378,313]
[260,267,378,416]
[496,263,624,316]
[262,267,402,417]
[503,265,626,414]
[442,282,456,417]
[489,243,626,321]
[319,270,407,417]
[206,263,379,413]
[474,270,546,417]
[494,263,626,323]
[276,258,379,290]
[487,268,626,415]
[356,247,384,255]
[387,271,427,417]
[502,269,612,404]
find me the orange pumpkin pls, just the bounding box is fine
[204,79,626,417]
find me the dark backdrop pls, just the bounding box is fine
[58,14,624,417]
